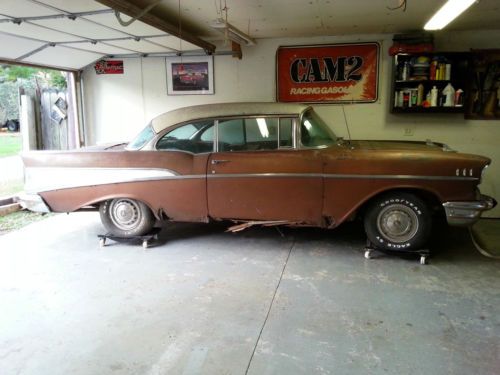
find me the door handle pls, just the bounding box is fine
[211,159,230,165]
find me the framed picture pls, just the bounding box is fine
[166,55,214,95]
[276,43,379,103]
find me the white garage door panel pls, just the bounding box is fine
[0,33,45,59]
[35,0,109,13]
[84,13,164,37]
[23,45,103,69]
[145,35,201,52]
[32,18,125,40]
[107,39,177,53]
[62,41,135,55]
[0,22,85,43]
[0,0,57,17]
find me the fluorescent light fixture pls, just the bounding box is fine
[210,18,256,46]
[257,118,269,138]
[424,0,477,30]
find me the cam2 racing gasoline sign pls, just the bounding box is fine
[276,43,379,103]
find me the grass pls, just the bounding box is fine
[0,180,23,197]
[0,210,54,235]
[0,133,22,158]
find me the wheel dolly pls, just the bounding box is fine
[98,228,161,249]
[363,239,431,265]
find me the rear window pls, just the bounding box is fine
[126,124,155,150]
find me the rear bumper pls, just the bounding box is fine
[18,193,51,213]
[443,194,497,226]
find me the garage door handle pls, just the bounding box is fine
[211,159,230,165]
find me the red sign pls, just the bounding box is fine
[276,43,379,103]
[94,60,124,74]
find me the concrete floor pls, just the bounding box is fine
[0,213,499,375]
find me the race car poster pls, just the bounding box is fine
[276,43,379,103]
[166,55,214,95]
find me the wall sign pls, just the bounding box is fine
[276,43,379,103]
[94,60,124,74]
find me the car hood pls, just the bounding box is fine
[346,139,453,152]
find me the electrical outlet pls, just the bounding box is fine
[404,127,414,136]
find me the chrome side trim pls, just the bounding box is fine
[443,195,497,226]
[324,174,478,181]
[25,167,186,193]
[25,168,480,193]
[207,173,478,181]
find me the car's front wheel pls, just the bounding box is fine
[100,198,155,237]
[364,192,432,251]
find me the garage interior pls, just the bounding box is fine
[1,0,500,374]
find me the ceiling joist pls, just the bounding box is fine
[95,0,216,54]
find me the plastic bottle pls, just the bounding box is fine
[430,86,438,107]
[417,84,424,106]
[445,64,451,80]
[442,83,455,107]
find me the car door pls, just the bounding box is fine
[152,120,214,222]
[207,116,323,225]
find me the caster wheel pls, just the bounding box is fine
[99,238,106,248]
[420,256,427,265]
[364,250,372,259]
[142,240,148,249]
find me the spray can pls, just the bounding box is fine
[455,89,464,107]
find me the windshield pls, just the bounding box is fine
[126,124,155,150]
[300,109,336,148]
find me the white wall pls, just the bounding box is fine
[82,30,500,216]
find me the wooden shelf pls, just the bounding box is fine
[390,52,471,115]
[392,106,464,114]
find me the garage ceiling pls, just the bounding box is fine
[0,0,499,71]
[0,0,203,70]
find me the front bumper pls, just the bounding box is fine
[18,193,51,213]
[443,194,497,226]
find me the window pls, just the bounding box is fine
[126,124,155,150]
[156,120,214,153]
[218,117,280,152]
[300,110,336,148]
[279,118,293,148]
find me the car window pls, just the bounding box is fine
[300,110,336,148]
[218,117,279,152]
[126,124,155,150]
[279,118,293,148]
[157,120,214,153]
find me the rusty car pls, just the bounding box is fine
[21,102,496,250]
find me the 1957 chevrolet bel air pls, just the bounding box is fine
[21,102,496,250]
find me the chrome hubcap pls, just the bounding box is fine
[377,204,418,243]
[109,199,141,230]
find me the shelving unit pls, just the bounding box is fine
[390,52,471,114]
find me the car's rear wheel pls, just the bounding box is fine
[364,192,432,251]
[100,198,155,237]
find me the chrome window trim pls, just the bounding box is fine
[297,108,337,150]
[215,119,220,152]
[214,115,300,153]
[153,119,216,154]
[152,114,303,154]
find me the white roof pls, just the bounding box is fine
[151,102,310,133]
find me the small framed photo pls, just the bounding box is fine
[166,55,214,95]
